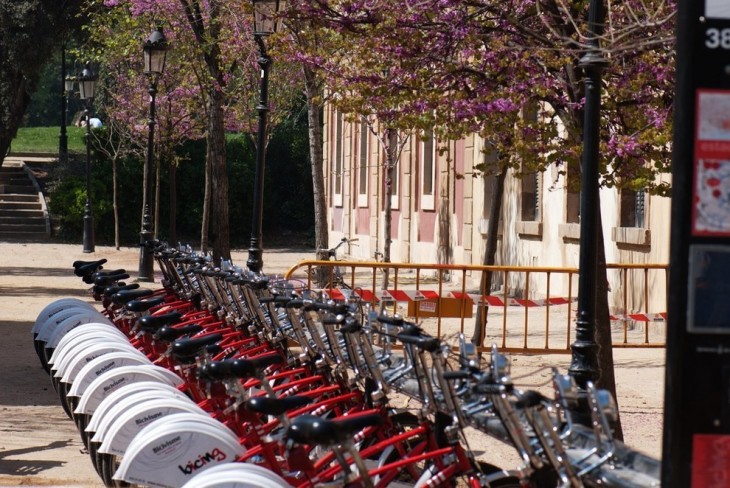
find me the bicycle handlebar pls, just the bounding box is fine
[318,237,360,255]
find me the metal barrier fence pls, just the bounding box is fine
[284,261,668,353]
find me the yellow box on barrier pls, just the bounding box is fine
[407,297,473,318]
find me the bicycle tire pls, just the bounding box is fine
[57,381,74,419]
[88,440,102,476]
[472,461,523,487]
[373,411,430,484]
[102,453,136,487]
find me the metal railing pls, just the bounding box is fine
[284,261,668,353]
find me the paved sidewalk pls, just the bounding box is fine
[0,242,309,486]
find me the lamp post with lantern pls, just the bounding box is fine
[138,27,168,282]
[247,0,284,273]
[78,64,98,253]
[565,0,608,429]
[63,73,76,144]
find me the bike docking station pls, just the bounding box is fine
[664,1,730,485]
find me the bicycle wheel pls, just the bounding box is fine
[370,412,429,484]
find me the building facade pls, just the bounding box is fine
[322,106,671,315]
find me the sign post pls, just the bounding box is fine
[664,1,730,485]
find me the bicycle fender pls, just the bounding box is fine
[99,397,204,456]
[50,323,126,366]
[36,306,107,343]
[180,463,291,487]
[88,381,187,434]
[67,350,151,398]
[75,364,183,416]
[113,413,244,488]
[57,339,140,383]
[33,298,96,335]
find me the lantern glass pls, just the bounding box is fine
[64,76,76,93]
[78,68,97,100]
[253,0,284,35]
[143,29,168,75]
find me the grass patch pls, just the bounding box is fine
[11,126,86,154]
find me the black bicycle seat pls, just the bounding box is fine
[245,395,313,417]
[286,413,383,446]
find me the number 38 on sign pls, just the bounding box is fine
[706,28,730,49]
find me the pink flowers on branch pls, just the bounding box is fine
[289,0,676,193]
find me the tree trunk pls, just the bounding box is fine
[381,129,396,290]
[169,161,177,245]
[304,67,328,256]
[472,167,506,346]
[594,203,623,440]
[154,152,161,239]
[0,77,31,167]
[113,157,120,250]
[208,88,230,261]
[201,150,211,254]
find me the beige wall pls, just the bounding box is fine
[322,105,670,315]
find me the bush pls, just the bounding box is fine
[47,154,143,243]
[47,112,314,247]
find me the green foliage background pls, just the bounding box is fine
[47,113,314,247]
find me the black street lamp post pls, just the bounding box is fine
[78,64,98,254]
[60,47,69,165]
[138,28,168,282]
[568,0,606,392]
[247,0,284,273]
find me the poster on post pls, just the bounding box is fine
[687,244,730,332]
[693,89,730,236]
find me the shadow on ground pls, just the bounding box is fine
[0,321,61,406]
[0,441,72,475]
[0,285,87,298]
[0,267,80,278]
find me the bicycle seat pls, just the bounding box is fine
[125,296,166,313]
[136,312,183,332]
[112,289,154,305]
[396,331,440,352]
[104,283,139,297]
[155,324,204,343]
[338,317,361,334]
[231,276,269,290]
[73,259,107,277]
[171,333,223,360]
[198,353,284,381]
[286,412,383,446]
[259,296,292,306]
[377,314,405,327]
[93,272,130,287]
[245,395,313,416]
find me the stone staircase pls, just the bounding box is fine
[0,159,51,240]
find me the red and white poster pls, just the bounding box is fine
[693,89,730,236]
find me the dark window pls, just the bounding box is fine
[334,111,343,202]
[521,172,540,221]
[620,189,646,227]
[358,119,368,197]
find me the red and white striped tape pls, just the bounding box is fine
[449,292,574,307]
[317,288,667,322]
[610,313,667,322]
[318,288,575,307]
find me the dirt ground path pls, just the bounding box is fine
[0,242,665,486]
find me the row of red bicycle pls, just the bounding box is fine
[31,243,660,487]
